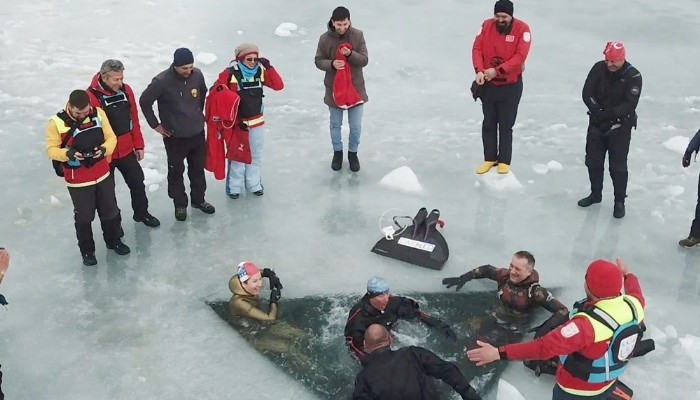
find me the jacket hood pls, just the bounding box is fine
[229,275,257,298]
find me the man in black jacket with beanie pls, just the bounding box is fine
[140,47,215,222]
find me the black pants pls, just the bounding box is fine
[691,173,700,237]
[111,152,149,218]
[164,133,206,208]
[0,363,4,400]
[481,77,523,165]
[67,174,121,254]
[584,122,632,202]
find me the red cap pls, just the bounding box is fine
[236,261,261,282]
[585,259,623,298]
[603,41,626,62]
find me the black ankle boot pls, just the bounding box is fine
[613,201,625,219]
[577,194,602,208]
[348,151,360,172]
[331,151,343,171]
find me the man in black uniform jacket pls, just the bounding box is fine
[578,41,642,219]
[344,276,457,359]
[351,324,481,400]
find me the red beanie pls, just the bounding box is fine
[585,259,623,298]
[603,41,626,62]
[236,261,261,282]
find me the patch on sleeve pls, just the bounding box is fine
[630,86,640,96]
[561,322,580,338]
[523,32,531,42]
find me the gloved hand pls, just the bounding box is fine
[460,386,482,400]
[269,287,281,305]
[66,147,78,161]
[262,268,284,292]
[682,150,694,168]
[442,274,471,291]
[438,323,457,341]
[258,57,271,69]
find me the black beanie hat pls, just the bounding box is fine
[494,0,514,16]
[173,48,194,67]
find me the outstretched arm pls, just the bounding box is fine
[442,265,499,291]
[416,347,481,400]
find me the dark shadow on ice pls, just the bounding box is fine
[679,251,700,302]
[208,291,544,399]
[472,190,508,250]
[321,173,366,235]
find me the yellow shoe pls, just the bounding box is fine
[476,161,497,174]
[497,163,510,174]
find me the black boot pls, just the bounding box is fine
[577,194,602,207]
[107,240,131,255]
[133,212,160,228]
[331,151,343,171]
[75,222,95,257]
[81,253,97,266]
[613,201,625,219]
[348,151,360,172]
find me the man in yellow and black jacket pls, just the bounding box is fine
[46,90,130,266]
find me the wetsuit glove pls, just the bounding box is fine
[682,150,694,168]
[439,323,457,341]
[442,274,471,291]
[269,288,281,305]
[258,57,271,69]
[460,386,482,400]
[262,268,284,291]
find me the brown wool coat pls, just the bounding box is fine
[314,22,369,107]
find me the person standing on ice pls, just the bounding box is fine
[467,258,645,400]
[139,48,215,222]
[87,59,160,229]
[472,0,531,175]
[213,43,284,200]
[578,41,642,219]
[315,6,369,172]
[679,128,700,248]
[46,90,131,266]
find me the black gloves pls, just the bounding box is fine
[438,323,457,341]
[419,313,457,341]
[442,274,471,291]
[460,386,482,400]
[262,268,284,292]
[66,148,78,161]
[258,57,271,69]
[269,288,281,304]
[683,150,695,168]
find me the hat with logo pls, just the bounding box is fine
[585,259,623,298]
[236,261,261,283]
[603,41,626,62]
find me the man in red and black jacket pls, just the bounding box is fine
[467,258,645,400]
[87,59,160,228]
[472,0,531,175]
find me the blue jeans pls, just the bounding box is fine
[552,383,615,400]
[226,125,264,195]
[329,104,363,152]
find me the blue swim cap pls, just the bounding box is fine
[367,276,390,295]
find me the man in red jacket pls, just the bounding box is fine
[467,258,645,399]
[87,59,160,228]
[472,0,531,175]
